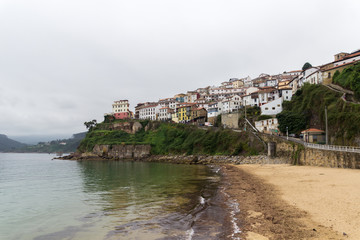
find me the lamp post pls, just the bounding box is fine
[244,104,247,131]
[325,105,328,145]
[286,126,288,140]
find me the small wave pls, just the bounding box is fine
[185,228,194,240]
[229,199,241,239]
[221,186,241,239]
[199,196,205,205]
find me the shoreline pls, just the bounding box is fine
[221,164,353,239]
[57,154,358,239]
[57,153,291,165]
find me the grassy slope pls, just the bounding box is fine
[78,122,264,156]
[333,62,360,100]
[283,83,360,146]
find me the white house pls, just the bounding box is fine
[260,97,283,115]
[139,104,161,120]
[218,95,242,113]
[187,91,199,103]
[258,87,279,106]
[194,98,209,110]
[255,118,279,134]
[158,98,178,110]
[266,78,277,87]
[305,70,323,85]
[245,87,259,95]
[279,87,293,101]
[249,92,260,107]
[158,107,173,121]
[242,94,252,106]
[207,102,219,118]
[303,67,320,84]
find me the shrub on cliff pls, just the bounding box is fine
[78,122,264,156]
[280,83,360,145]
[332,62,360,100]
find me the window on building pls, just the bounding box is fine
[328,72,331,78]
[272,107,275,110]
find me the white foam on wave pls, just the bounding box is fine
[221,186,241,240]
[185,228,194,240]
[199,196,205,205]
[229,199,241,239]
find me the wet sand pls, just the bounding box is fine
[221,164,358,239]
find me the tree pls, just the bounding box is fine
[84,119,97,131]
[302,62,312,71]
[276,111,307,134]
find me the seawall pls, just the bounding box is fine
[260,133,360,169]
[61,143,291,165]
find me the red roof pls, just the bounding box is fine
[325,59,360,71]
[301,128,325,133]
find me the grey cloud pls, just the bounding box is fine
[0,0,360,137]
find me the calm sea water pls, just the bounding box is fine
[0,153,229,240]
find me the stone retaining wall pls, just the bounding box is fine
[92,144,151,159]
[259,133,360,169]
[300,148,360,168]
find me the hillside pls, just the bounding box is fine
[78,121,264,156]
[19,132,87,153]
[278,83,360,146]
[0,134,27,152]
[333,62,360,100]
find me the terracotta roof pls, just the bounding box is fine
[301,128,325,133]
[342,51,360,60]
[320,51,360,68]
[259,88,277,93]
[324,60,360,72]
[279,87,292,90]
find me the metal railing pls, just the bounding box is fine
[304,143,360,153]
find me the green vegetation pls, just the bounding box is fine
[84,119,97,131]
[257,115,273,121]
[278,83,360,145]
[276,111,306,134]
[237,106,262,129]
[302,62,312,71]
[0,134,26,152]
[214,114,222,127]
[78,122,263,156]
[332,62,360,100]
[20,132,87,153]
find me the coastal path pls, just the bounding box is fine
[275,134,360,153]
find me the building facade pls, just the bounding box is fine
[112,100,130,119]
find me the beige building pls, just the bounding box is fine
[301,128,325,144]
[321,51,360,84]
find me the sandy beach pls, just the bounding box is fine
[222,164,360,239]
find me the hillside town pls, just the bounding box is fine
[107,49,360,137]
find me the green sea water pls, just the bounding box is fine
[0,153,225,240]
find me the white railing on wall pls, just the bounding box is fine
[304,143,360,153]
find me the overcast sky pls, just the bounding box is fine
[1,0,360,140]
